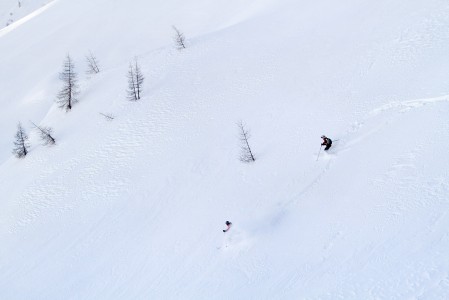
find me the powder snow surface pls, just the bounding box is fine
[0,0,448,299]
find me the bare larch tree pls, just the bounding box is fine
[30,121,56,145]
[13,122,30,158]
[57,54,79,111]
[127,58,144,101]
[238,121,255,162]
[172,26,186,49]
[86,51,100,74]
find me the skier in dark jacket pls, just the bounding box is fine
[321,135,332,151]
[223,221,232,232]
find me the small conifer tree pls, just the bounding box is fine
[172,26,186,49]
[238,121,255,162]
[13,122,30,158]
[57,54,79,111]
[127,58,144,101]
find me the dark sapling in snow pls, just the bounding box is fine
[99,112,115,121]
[86,51,100,74]
[57,54,79,111]
[238,121,255,162]
[172,26,186,49]
[127,58,144,101]
[12,122,30,158]
[30,121,56,145]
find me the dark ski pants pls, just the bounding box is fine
[324,144,332,151]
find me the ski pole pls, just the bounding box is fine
[316,145,323,161]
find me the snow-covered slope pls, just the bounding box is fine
[0,0,448,298]
[0,0,52,29]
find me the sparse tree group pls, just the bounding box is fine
[11,27,260,164]
[12,27,208,160]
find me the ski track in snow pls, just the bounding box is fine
[278,94,449,288]
[283,94,449,211]
[267,93,449,297]
[370,94,449,116]
[313,95,449,299]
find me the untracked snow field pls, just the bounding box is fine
[0,0,449,299]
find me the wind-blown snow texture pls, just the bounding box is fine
[1,0,449,299]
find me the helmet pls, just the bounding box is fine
[321,135,326,138]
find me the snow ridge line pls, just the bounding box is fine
[0,0,58,38]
